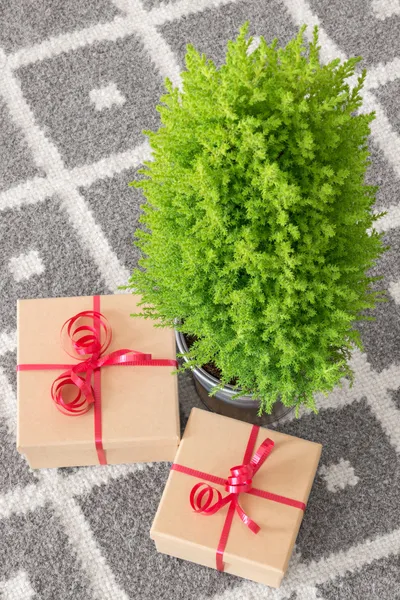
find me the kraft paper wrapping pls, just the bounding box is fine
[151,408,321,588]
[17,295,180,468]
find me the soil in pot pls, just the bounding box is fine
[184,334,238,385]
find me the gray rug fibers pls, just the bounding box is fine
[0,1,399,599]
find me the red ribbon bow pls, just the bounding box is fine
[17,295,178,465]
[172,425,306,571]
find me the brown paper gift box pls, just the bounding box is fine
[151,408,322,588]
[17,294,180,469]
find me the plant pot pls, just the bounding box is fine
[175,330,294,426]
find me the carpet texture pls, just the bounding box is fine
[0,1,400,599]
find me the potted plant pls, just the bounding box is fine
[127,24,385,423]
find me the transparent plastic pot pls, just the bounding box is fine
[175,329,294,426]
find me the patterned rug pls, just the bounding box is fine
[1,1,399,598]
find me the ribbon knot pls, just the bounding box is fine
[188,435,276,561]
[50,310,164,417]
[225,463,254,494]
[51,309,113,416]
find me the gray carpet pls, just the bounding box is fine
[1,1,400,598]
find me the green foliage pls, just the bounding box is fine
[127,24,386,415]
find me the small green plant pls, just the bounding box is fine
[127,24,386,415]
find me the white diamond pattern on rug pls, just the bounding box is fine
[0,571,35,600]
[319,459,360,494]
[295,586,325,600]
[89,82,126,111]
[371,0,400,20]
[247,35,260,54]
[16,34,163,169]
[389,279,400,304]
[8,249,44,282]
[0,330,17,357]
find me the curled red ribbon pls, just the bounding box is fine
[17,295,178,465]
[172,425,306,571]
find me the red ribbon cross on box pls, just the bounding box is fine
[172,424,306,571]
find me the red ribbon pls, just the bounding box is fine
[171,424,306,571]
[17,295,178,465]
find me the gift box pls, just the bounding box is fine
[151,408,322,588]
[17,294,180,469]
